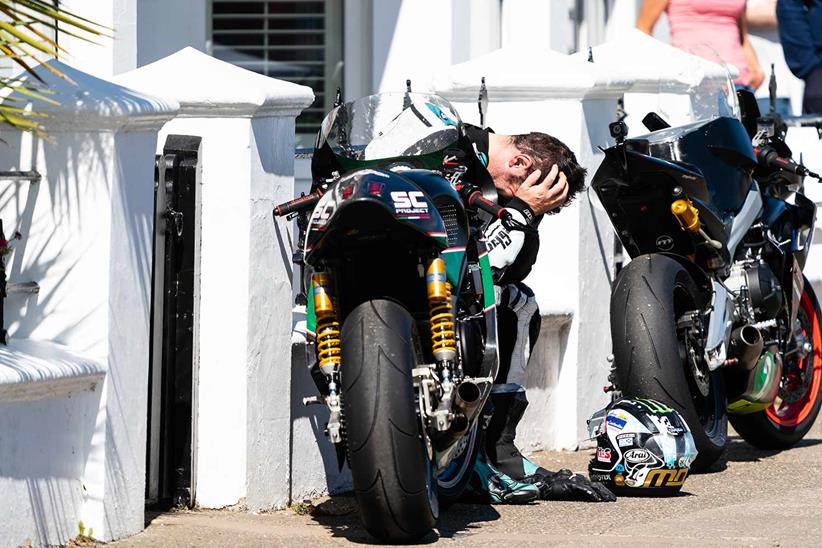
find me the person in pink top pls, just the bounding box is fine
[637,0,765,90]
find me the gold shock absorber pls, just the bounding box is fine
[313,272,341,376]
[427,258,456,361]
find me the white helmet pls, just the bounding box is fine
[588,398,698,495]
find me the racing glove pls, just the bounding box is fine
[524,468,616,502]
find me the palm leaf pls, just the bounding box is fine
[0,1,108,133]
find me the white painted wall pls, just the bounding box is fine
[0,59,177,546]
[57,0,208,78]
[116,48,314,512]
[137,0,208,67]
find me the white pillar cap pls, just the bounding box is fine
[432,47,633,102]
[575,29,737,92]
[8,59,179,132]
[115,47,315,118]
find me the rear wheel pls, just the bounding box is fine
[730,281,822,448]
[341,299,437,542]
[436,422,480,505]
[611,254,728,471]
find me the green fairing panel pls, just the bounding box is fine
[443,249,465,287]
[306,284,316,337]
[478,252,495,310]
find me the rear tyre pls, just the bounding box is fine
[611,254,728,471]
[341,299,437,542]
[730,280,822,449]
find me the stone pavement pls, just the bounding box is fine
[112,422,822,547]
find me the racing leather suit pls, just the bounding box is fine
[464,125,615,503]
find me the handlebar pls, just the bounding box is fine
[273,190,323,217]
[457,184,538,234]
[754,146,821,181]
[461,186,510,221]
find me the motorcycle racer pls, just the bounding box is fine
[461,125,615,503]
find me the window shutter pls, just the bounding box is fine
[211,0,342,137]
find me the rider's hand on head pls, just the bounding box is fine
[514,164,569,216]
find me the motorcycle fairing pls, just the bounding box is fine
[761,189,816,332]
[593,148,730,263]
[727,184,764,259]
[304,169,448,260]
[762,191,817,270]
[625,116,756,213]
[400,169,471,288]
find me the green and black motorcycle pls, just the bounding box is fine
[274,93,528,541]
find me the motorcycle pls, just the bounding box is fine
[591,73,822,471]
[274,92,529,541]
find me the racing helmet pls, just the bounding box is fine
[587,398,697,496]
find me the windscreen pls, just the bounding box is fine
[317,92,462,162]
[684,43,740,122]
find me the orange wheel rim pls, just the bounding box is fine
[766,291,822,427]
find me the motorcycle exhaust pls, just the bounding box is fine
[432,381,482,451]
[729,324,764,370]
[454,381,482,423]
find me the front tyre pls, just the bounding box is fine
[341,299,437,542]
[611,254,728,471]
[730,280,822,448]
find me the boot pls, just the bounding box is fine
[462,398,539,504]
[485,391,547,480]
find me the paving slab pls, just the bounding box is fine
[112,422,822,547]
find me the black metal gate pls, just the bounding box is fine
[146,135,201,508]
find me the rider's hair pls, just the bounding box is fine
[510,132,587,209]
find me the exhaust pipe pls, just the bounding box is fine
[729,325,764,370]
[433,381,482,451]
[454,381,482,423]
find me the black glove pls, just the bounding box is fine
[525,469,616,502]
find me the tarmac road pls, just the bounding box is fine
[113,423,822,547]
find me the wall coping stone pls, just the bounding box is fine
[6,59,179,132]
[114,47,315,118]
[572,29,738,93]
[432,46,633,102]
[0,339,106,402]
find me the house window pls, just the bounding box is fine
[209,0,343,140]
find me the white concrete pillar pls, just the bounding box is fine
[580,30,738,136]
[434,47,631,450]
[0,59,177,545]
[116,48,314,512]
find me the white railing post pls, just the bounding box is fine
[116,48,314,512]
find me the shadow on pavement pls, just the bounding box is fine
[308,494,501,544]
[720,436,822,464]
